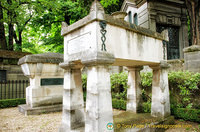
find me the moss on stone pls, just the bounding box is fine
[183,45,200,53]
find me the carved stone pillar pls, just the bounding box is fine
[150,61,170,118]
[179,17,189,59]
[59,63,85,132]
[82,51,115,132]
[126,67,143,113]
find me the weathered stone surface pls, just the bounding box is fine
[111,11,127,20]
[121,0,188,59]
[184,49,200,72]
[18,52,63,65]
[167,59,184,71]
[60,68,85,132]
[81,51,115,66]
[183,45,200,53]
[18,104,62,116]
[18,53,64,111]
[126,67,143,113]
[85,65,113,132]
[150,65,170,118]
[114,112,175,132]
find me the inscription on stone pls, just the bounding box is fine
[41,78,64,86]
[67,32,91,54]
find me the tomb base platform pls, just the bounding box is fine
[18,104,62,116]
[114,112,175,132]
[59,111,175,132]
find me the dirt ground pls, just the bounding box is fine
[0,107,199,132]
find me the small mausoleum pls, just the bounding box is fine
[121,0,189,60]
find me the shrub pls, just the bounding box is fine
[0,98,26,108]
[169,71,200,108]
[172,108,200,123]
[142,101,151,113]
[112,98,126,110]
[82,74,87,93]
[111,72,128,100]
[140,72,153,88]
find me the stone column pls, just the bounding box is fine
[179,17,189,59]
[126,67,143,113]
[150,61,170,118]
[59,63,85,132]
[82,51,115,132]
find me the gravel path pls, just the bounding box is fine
[0,107,199,132]
[0,107,124,132]
[0,107,61,132]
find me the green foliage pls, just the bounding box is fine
[172,108,200,123]
[82,70,200,122]
[82,73,87,93]
[142,101,151,113]
[1,0,124,53]
[112,98,126,110]
[169,71,200,108]
[111,72,128,100]
[140,72,153,87]
[112,99,151,113]
[100,0,123,14]
[0,98,26,108]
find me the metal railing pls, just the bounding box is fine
[0,80,29,100]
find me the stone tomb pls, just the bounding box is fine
[60,1,171,132]
[18,53,64,115]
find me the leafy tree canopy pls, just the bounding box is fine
[0,0,124,53]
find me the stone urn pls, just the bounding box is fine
[111,11,127,20]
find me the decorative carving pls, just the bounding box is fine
[99,20,107,51]
[62,22,68,28]
[160,96,166,104]
[160,77,167,93]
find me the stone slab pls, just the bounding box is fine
[184,50,200,73]
[60,111,174,132]
[18,104,62,116]
[114,112,175,132]
[18,53,63,65]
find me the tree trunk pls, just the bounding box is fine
[185,0,200,45]
[17,31,22,51]
[7,0,14,50]
[8,23,14,50]
[0,2,7,50]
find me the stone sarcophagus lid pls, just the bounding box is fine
[61,1,166,67]
[18,53,64,114]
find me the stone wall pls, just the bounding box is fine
[0,64,28,81]
[167,59,184,72]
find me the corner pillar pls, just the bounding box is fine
[82,51,115,132]
[59,63,85,132]
[150,61,170,118]
[179,17,189,59]
[126,67,143,113]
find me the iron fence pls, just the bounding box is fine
[0,80,29,100]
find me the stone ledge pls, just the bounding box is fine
[183,45,200,53]
[18,53,63,65]
[81,51,115,66]
[18,104,62,116]
[114,112,175,132]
